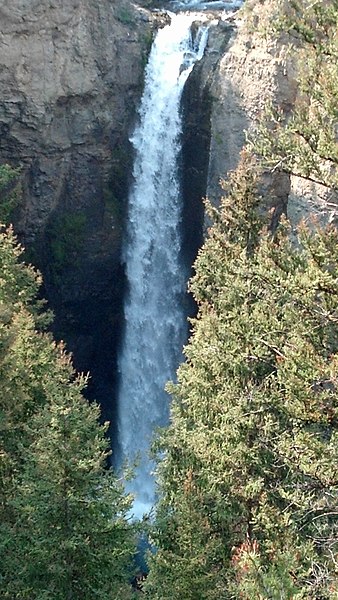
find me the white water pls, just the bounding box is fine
[117,13,209,519]
[170,0,242,11]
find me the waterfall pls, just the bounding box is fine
[117,13,209,519]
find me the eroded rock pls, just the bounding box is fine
[0,0,155,419]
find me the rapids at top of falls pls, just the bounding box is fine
[166,0,243,12]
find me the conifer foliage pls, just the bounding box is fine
[12,371,135,600]
[0,223,136,599]
[146,153,338,599]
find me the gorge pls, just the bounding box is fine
[1,0,337,503]
[1,1,338,596]
[0,0,238,448]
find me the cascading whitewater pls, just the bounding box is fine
[117,13,209,519]
[170,0,242,11]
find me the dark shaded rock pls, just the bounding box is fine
[0,0,156,425]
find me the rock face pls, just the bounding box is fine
[0,0,153,238]
[1,0,336,421]
[201,2,296,222]
[0,0,155,419]
[203,0,337,227]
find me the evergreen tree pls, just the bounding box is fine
[10,368,135,600]
[0,225,136,598]
[145,153,338,599]
[0,224,53,573]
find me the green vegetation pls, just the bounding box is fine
[0,164,21,223]
[116,6,135,26]
[141,30,154,68]
[146,1,338,598]
[145,154,338,598]
[0,220,136,596]
[9,374,136,599]
[251,0,338,190]
[1,1,338,598]
[48,212,87,283]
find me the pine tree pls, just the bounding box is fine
[0,225,137,599]
[0,225,54,580]
[10,367,136,600]
[145,153,338,599]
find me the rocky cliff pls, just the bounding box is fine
[0,0,153,240]
[1,0,336,421]
[203,0,338,227]
[0,0,155,418]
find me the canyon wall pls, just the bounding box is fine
[0,0,155,416]
[1,0,337,418]
[0,0,153,243]
[203,0,338,228]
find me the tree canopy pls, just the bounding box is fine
[145,2,338,597]
[145,151,338,599]
[0,217,136,598]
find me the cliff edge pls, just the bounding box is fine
[205,0,337,227]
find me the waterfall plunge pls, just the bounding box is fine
[117,13,209,519]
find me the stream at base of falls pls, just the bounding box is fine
[116,3,240,519]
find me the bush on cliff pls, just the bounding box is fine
[252,0,338,190]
